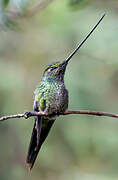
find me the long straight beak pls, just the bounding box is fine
[65,13,106,63]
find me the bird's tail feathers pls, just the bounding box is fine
[26,116,55,170]
[26,116,42,170]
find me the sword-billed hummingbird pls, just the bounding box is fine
[26,14,105,170]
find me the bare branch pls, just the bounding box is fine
[63,110,118,118]
[0,114,24,121]
[7,0,55,19]
[0,110,118,122]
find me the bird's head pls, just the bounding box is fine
[42,60,68,81]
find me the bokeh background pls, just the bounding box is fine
[0,0,118,179]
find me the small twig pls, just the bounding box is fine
[63,110,118,119]
[7,0,55,19]
[0,110,118,122]
[0,114,24,121]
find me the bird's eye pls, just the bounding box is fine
[49,67,54,72]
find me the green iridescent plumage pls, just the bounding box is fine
[26,61,68,169]
[26,14,105,170]
[34,61,68,114]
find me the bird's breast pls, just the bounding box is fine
[48,82,68,114]
[34,81,68,115]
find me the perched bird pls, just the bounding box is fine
[26,14,105,170]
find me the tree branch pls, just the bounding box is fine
[0,110,118,122]
[7,0,55,19]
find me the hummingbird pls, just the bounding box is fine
[26,14,105,170]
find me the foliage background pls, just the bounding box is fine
[0,0,118,179]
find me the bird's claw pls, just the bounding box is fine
[24,111,32,119]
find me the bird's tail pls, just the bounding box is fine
[26,116,42,170]
[26,116,55,170]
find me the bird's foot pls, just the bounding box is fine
[24,111,32,119]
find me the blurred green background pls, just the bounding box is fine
[1,0,118,179]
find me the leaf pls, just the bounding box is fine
[2,0,9,8]
[69,0,89,10]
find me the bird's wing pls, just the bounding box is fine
[26,87,55,170]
